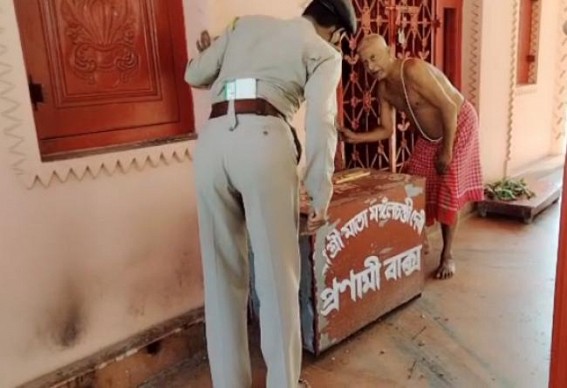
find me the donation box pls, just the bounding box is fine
[250,169,427,355]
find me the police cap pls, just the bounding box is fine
[317,0,357,35]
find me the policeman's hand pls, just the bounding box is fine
[436,150,452,175]
[338,127,362,144]
[301,209,328,235]
[196,30,214,53]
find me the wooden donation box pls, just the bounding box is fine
[249,169,427,355]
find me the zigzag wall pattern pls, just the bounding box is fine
[467,0,482,109]
[552,0,567,151]
[0,13,27,178]
[504,0,520,177]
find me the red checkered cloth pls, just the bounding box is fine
[406,100,484,226]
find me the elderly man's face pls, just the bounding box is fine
[359,43,389,81]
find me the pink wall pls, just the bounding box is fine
[476,0,516,180]
[0,1,311,385]
[0,1,212,386]
[510,0,561,173]
[0,160,203,386]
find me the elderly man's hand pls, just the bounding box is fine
[435,150,452,175]
[338,127,363,144]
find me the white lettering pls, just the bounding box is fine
[384,246,423,282]
[325,228,345,260]
[322,197,425,264]
[320,256,381,316]
[340,209,369,239]
[319,247,423,316]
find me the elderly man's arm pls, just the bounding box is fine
[339,96,394,143]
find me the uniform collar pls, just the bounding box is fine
[296,16,317,32]
[296,17,341,52]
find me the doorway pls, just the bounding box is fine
[338,0,463,172]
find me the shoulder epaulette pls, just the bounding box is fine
[228,17,239,31]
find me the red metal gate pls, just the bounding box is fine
[338,0,447,172]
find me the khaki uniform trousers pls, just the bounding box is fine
[194,114,302,388]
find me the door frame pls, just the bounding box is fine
[550,155,567,387]
[434,0,463,90]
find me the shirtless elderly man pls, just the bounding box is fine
[340,34,484,279]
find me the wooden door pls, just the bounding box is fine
[517,0,536,85]
[14,0,194,159]
[434,0,463,90]
[550,158,567,387]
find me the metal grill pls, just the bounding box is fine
[338,0,436,172]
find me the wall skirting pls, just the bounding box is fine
[20,308,205,388]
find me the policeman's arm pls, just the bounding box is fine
[304,54,342,215]
[184,25,232,89]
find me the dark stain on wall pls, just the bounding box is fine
[55,292,83,348]
[40,278,86,349]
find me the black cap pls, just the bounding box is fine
[317,0,357,35]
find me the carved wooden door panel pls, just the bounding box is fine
[14,0,193,158]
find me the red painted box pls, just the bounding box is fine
[249,169,427,355]
[299,168,426,354]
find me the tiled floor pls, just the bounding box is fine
[148,167,563,388]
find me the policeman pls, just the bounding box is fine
[185,1,357,387]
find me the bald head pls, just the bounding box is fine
[358,34,388,54]
[357,34,394,80]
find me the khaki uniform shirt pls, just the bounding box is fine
[185,15,341,213]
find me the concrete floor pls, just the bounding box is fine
[148,170,562,388]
